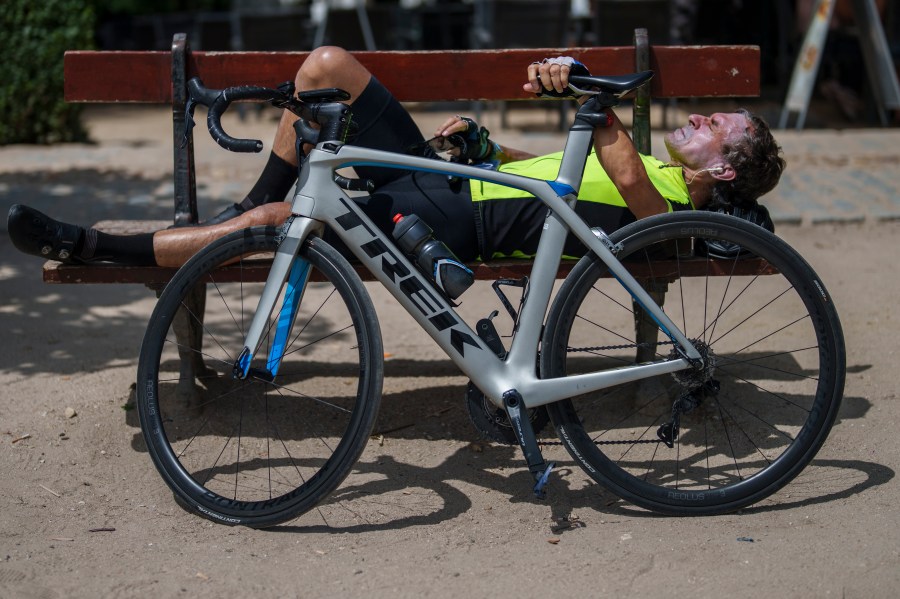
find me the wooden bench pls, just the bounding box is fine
[46,29,761,286]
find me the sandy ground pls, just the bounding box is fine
[1,105,899,597]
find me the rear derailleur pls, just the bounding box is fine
[657,379,720,448]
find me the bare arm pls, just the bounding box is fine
[591,109,668,219]
[493,143,536,163]
[524,58,669,219]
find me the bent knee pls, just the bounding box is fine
[297,46,369,97]
[300,46,355,84]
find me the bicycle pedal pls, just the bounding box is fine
[533,462,556,499]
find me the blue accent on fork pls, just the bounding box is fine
[266,257,312,380]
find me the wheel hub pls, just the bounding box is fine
[670,339,717,390]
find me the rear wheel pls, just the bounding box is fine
[542,212,845,515]
[137,228,383,527]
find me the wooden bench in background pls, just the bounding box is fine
[46,29,761,286]
[44,30,764,365]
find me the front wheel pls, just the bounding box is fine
[137,228,383,527]
[542,212,845,515]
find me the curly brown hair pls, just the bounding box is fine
[709,109,786,210]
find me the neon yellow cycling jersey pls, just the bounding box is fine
[470,150,693,211]
[469,151,693,260]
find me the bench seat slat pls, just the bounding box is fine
[40,220,775,284]
[43,255,774,285]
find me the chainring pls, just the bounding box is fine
[465,382,549,445]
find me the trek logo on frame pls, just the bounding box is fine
[335,198,480,357]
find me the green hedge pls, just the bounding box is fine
[0,1,94,145]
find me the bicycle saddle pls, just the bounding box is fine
[571,71,654,96]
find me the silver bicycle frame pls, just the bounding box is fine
[238,124,701,410]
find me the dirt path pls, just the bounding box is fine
[2,103,899,597]
[1,219,898,598]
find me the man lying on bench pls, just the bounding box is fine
[8,46,783,268]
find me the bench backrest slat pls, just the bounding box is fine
[65,46,759,104]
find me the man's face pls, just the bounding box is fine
[664,112,752,170]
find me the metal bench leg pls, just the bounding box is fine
[633,280,668,363]
[170,284,215,408]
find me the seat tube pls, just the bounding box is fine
[505,209,570,373]
[505,126,594,372]
[556,119,595,189]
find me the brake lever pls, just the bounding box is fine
[181,96,197,149]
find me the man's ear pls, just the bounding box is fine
[710,163,736,182]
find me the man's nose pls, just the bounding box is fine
[687,114,708,129]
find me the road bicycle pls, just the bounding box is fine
[136,68,845,527]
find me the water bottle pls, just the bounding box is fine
[392,213,474,300]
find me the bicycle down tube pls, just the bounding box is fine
[235,118,701,410]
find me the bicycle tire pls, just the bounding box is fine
[137,228,383,527]
[541,211,845,515]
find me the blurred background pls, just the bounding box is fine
[2,0,898,145]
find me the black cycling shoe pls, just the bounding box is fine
[7,204,87,264]
[200,203,246,226]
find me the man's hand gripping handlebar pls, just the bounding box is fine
[184,78,372,193]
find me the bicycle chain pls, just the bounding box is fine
[539,438,662,447]
[566,340,675,353]
[537,342,678,446]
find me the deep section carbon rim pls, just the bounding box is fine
[137,229,383,527]
[543,212,845,515]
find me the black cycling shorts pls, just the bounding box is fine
[326,76,480,261]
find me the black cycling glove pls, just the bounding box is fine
[449,117,499,163]
[532,58,591,98]
[406,117,499,166]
